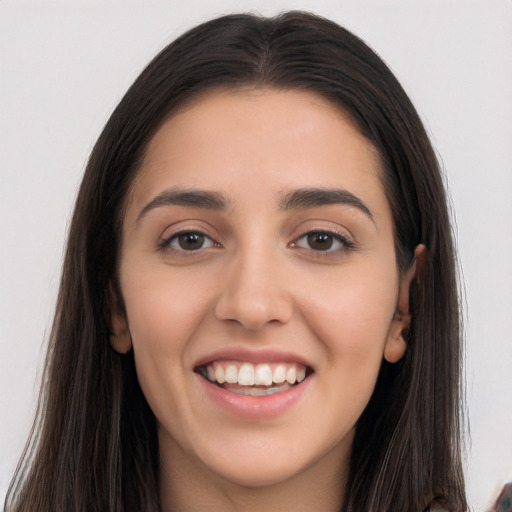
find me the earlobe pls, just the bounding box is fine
[384,244,426,364]
[108,284,132,354]
[110,313,132,354]
[384,313,409,363]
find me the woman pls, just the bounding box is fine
[5,11,467,511]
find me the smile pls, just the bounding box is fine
[197,361,310,396]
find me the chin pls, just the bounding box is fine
[206,459,305,489]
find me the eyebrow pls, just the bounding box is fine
[137,188,228,223]
[137,186,374,224]
[280,187,374,222]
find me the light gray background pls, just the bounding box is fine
[1,1,511,510]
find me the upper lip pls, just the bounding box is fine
[193,346,314,371]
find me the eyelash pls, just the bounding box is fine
[158,230,220,254]
[290,230,356,254]
[158,229,355,256]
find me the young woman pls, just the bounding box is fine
[5,11,468,512]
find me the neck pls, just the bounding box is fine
[158,433,349,512]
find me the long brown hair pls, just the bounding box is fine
[5,11,467,511]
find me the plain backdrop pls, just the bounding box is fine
[1,1,511,510]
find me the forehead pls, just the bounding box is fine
[126,88,388,223]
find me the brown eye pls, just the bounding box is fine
[160,231,216,252]
[291,230,355,253]
[307,232,334,251]
[177,232,206,250]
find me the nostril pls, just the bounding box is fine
[214,300,293,331]
[213,269,294,330]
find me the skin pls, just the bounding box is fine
[111,88,416,512]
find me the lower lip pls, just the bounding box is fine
[197,374,311,420]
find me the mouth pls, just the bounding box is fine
[196,361,313,396]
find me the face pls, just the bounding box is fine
[112,88,413,491]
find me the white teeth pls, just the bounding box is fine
[254,364,273,386]
[214,365,225,384]
[272,364,286,384]
[238,363,255,385]
[286,366,297,384]
[203,361,309,388]
[225,364,238,384]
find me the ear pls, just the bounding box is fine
[384,244,426,364]
[108,283,132,354]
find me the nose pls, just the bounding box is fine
[213,248,294,331]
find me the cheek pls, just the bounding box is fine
[290,266,399,454]
[122,264,212,349]
[119,265,215,409]
[300,261,398,359]
[119,265,217,431]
